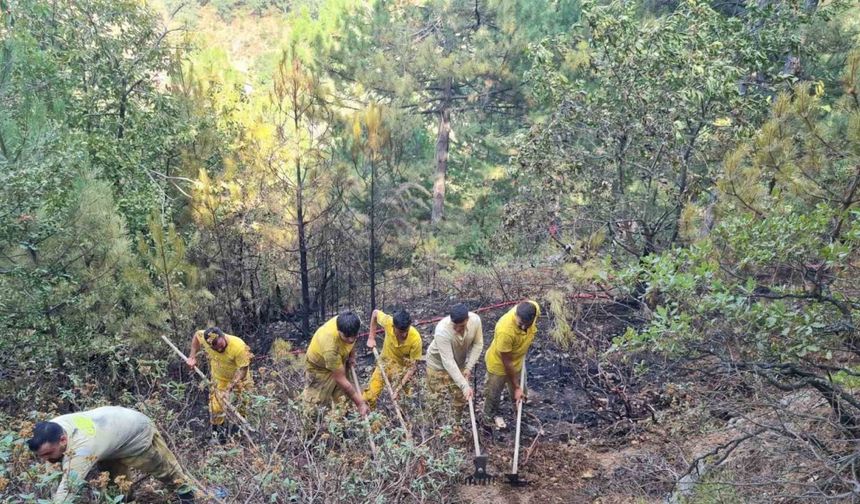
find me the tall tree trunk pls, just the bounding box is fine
[431,79,453,226]
[333,261,339,314]
[295,156,311,338]
[289,67,313,338]
[369,158,377,311]
[319,247,327,321]
[210,211,238,329]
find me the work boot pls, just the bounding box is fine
[212,424,227,445]
[226,423,239,440]
[493,416,508,430]
[177,491,195,503]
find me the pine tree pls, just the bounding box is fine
[345,103,429,311]
[138,211,199,340]
[331,0,580,225]
[250,48,342,337]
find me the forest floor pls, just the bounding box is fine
[100,288,837,504]
[267,297,699,503]
[24,290,744,503]
[449,331,669,504]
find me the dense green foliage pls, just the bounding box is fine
[511,0,852,258]
[0,0,198,403]
[610,58,860,498]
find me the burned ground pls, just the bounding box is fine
[7,294,843,503]
[292,298,686,503]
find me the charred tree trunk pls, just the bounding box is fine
[431,79,453,226]
[333,261,339,314]
[319,247,327,321]
[287,66,313,338]
[295,156,311,338]
[369,158,377,311]
[210,213,238,329]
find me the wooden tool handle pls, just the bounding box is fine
[160,334,207,380]
[371,347,412,440]
[511,362,527,475]
[351,366,378,458]
[468,397,482,457]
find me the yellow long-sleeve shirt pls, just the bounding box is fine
[196,331,253,385]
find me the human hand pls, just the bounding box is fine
[358,401,370,417]
[513,386,525,404]
[463,369,472,381]
[367,338,376,349]
[463,387,474,401]
[186,356,197,369]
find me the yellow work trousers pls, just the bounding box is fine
[301,367,350,408]
[362,363,412,409]
[209,377,252,426]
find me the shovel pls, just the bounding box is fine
[464,396,494,485]
[506,362,529,487]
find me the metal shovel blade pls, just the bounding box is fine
[505,472,529,487]
[464,454,494,485]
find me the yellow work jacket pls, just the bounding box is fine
[196,331,253,385]
[306,316,354,373]
[485,300,541,376]
[376,310,422,367]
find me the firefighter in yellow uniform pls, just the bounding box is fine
[186,327,253,443]
[483,300,540,424]
[364,309,422,409]
[302,311,369,418]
